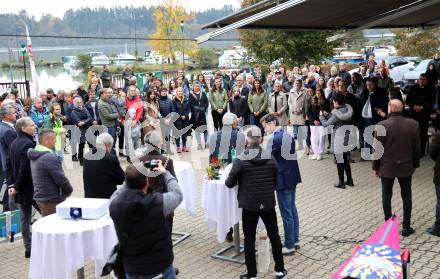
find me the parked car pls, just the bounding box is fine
[375,56,415,87]
[349,56,415,86]
[401,59,431,94]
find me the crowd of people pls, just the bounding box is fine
[1,52,440,278]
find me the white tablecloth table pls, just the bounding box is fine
[201,177,242,243]
[174,160,197,217]
[29,214,117,279]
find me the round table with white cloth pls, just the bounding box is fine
[201,175,241,243]
[174,160,197,216]
[28,214,117,279]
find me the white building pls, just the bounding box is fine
[218,46,247,68]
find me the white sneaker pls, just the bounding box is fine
[308,155,316,160]
[282,246,295,255]
[316,155,322,161]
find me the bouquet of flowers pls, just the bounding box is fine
[206,156,224,180]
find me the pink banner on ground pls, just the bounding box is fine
[331,215,402,279]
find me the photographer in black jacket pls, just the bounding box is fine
[109,161,182,279]
[225,126,287,279]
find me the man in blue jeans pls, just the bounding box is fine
[263,115,302,255]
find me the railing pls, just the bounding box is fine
[0,81,30,99]
[112,70,179,91]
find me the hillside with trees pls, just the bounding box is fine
[0,5,237,48]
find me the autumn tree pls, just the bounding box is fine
[395,28,440,58]
[239,0,339,66]
[149,0,198,63]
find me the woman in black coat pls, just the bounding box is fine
[172,87,191,153]
[189,82,209,150]
[228,86,247,128]
[70,97,94,165]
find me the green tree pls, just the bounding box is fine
[194,48,218,68]
[395,28,440,58]
[77,54,91,71]
[239,0,339,66]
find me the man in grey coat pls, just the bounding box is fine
[28,129,73,216]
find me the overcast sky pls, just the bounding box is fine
[2,0,241,19]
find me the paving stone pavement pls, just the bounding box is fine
[1,139,440,279]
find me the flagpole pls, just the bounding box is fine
[26,24,39,97]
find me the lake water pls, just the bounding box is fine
[0,66,87,96]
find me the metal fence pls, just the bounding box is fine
[0,81,30,99]
[112,70,179,91]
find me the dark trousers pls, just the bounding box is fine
[305,122,311,147]
[381,176,412,228]
[361,118,374,150]
[335,153,352,183]
[242,208,284,277]
[175,134,187,148]
[107,126,117,148]
[118,123,125,151]
[17,201,40,252]
[78,142,92,163]
[435,185,440,230]
[1,170,8,212]
[418,120,429,155]
[211,110,224,131]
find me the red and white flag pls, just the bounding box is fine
[26,24,39,96]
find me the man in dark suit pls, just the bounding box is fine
[406,73,436,156]
[235,74,250,98]
[85,91,101,125]
[0,103,18,212]
[373,99,420,237]
[263,115,302,255]
[359,77,389,156]
[83,133,124,199]
[7,117,38,258]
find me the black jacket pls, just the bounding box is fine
[189,92,209,129]
[110,188,173,276]
[359,86,389,125]
[85,101,101,124]
[228,95,248,118]
[172,97,190,130]
[158,95,174,118]
[406,84,436,121]
[430,132,440,185]
[225,146,278,211]
[83,149,125,199]
[70,107,93,142]
[307,99,330,125]
[8,132,35,205]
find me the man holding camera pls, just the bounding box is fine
[110,160,182,279]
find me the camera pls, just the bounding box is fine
[143,159,159,170]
